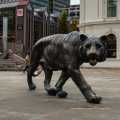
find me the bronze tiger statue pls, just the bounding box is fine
[27,31,107,104]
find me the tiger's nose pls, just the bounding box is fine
[89,46,97,54]
[89,53,97,58]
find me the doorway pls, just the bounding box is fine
[107,34,117,58]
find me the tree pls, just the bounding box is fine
[58,9,69,34]
[71,17,79,32]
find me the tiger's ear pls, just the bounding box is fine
[80,34,87,42]
[100,35,107,44]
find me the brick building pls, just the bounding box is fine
[0,0,70,13]
[0,1,58,57]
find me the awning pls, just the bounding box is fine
[0,2,20,9]
[0,36,15,39]
[0,1,30,9]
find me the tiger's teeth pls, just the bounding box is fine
[90,59,96,63]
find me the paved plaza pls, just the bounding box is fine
[0,69,120,120]
[81,59,120,70]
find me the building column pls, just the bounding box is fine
[94,0,99,19]
[24,6,27,56]
[43,13,46,37]
[80,0,85,24]
[116,0,120,59]
[98,0,103,19]
[47,14,50,36]
[15,7,18,44]
[117,36,120,59]
[2,12,8,51]
[104,0,107,18]
[30,8,34,56]
[117,0,120,20]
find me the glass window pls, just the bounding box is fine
[0,8,15,31]
[8,16,13,30]
[7,8,15,31]
[108,0,117,17]
[0,15,3,31]
[49,0,53,13]
[0,8,15,44]
[107,34,117,58]
[50,26,57,35]
[34,21,43,43]
[0,9,3,31]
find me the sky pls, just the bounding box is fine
[70,0,80,5]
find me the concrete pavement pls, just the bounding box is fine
[81,58,120,70]
[0,69,120,120]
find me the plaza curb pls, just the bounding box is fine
[6,67,120,71]
[80,66,120,70]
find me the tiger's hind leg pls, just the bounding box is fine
[27,63,39,90]
[27,52,39,90]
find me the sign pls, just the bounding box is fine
[45,10,48,20]
[17,9,23,16]
[27,3,32,11]
[17,24,23,31]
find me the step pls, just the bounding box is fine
[0,59,13,61]
[106,58,120,61]
[0,63,16,68]
[0,59,16,68]
[0,61,15,63]
[0,65,6,71]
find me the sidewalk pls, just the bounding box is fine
[81,58,120,70]
[0,70,120,120]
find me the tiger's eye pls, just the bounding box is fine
[85,44,91,49]
[96,44,102,49]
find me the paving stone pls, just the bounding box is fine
[0,69,120,120]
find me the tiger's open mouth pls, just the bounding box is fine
[89,56,97,66]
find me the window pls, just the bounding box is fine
[49,0,53,13]
[107,34,117,58]
[34,21,43,43]
[108,0,117,17]
[0,8,15,31]
[0,15,3,31]
[7,8,15,31]
[50,26,57,35]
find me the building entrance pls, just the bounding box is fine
[107,34,117,58]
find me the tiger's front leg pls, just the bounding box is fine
[43,67,57,96]
[67,66,102,104]
[55,70,70,98]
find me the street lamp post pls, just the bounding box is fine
[45,10,48,21]
[45,10,48,36]
[2,11,8,51]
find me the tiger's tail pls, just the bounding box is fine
[32,66,43,77]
